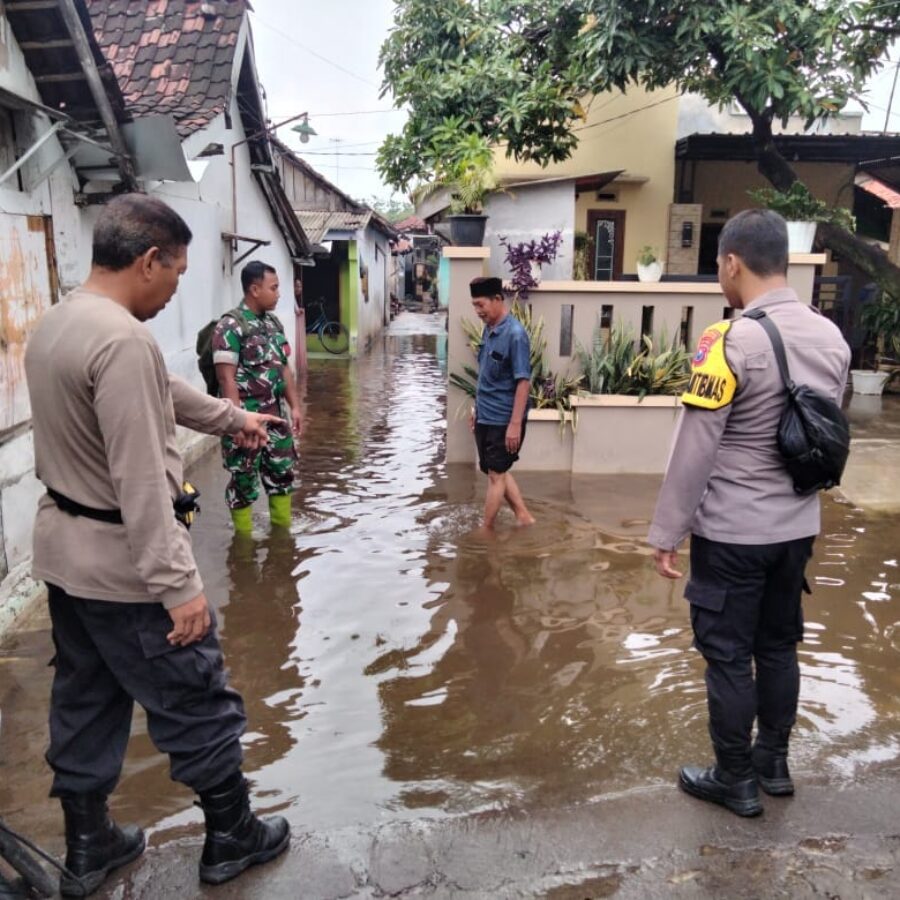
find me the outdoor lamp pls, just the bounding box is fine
[292,116,317,144]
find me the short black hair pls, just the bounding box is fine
[718,209,788,277]
[470,276,503,298]
[241,260,278,293]
[92,193,192,271]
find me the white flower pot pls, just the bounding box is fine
[850,369,890,395]
[529,260,542,284]
[636,261,662,282]
[786,221,817,253]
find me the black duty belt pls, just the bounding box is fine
[47,483,201,529]
[47,488,124,524]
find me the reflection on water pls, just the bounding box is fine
[0,321,898,845]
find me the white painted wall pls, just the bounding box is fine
[357,224,391,346]
[484,181,575,282]
[0,22,298,618]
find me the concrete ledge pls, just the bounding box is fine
[534,280,723,294]
[571,394,681,408]
[443,247,491,259]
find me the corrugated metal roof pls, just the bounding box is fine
[294,210,371,245]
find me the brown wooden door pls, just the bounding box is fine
[587,210,625,280]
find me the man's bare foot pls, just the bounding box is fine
[515,513,536,526]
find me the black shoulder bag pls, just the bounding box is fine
[743,309,850,495]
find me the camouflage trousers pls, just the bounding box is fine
[221,420,298,509]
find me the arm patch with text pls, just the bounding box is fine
[681,321,737,410]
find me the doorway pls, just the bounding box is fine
[587,210,625,280]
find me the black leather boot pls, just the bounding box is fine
[678,764,763,817]
[197,772,290,885]
[752,743,794,796]
[59,794,145,897]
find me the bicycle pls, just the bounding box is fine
[304,298,349,355]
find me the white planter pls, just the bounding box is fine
[850,369,890,395]
[636,261,663,282]
[529,260,542,285]
[786,221,817,253]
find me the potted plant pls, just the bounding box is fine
[413,135,496,247]
[636,245,663,283]
[852,293,900,395]
[748,182,855,253]
[498,230,564,298]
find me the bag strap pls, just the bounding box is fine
[742,309,795,391]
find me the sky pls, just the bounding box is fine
[248,1,900,205]
[249,0,404,205]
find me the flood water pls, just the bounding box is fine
[1,312,899,864]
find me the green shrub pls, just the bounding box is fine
[576,320,691,399]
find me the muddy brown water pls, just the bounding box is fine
[1,315,899,865]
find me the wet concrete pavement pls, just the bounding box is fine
[1,310,899,897]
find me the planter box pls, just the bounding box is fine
[850,369,890,395]
[569,394,682,474]
[516,409,574,472]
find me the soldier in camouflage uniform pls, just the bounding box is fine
[212,261,303,531]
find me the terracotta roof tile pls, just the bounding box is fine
[85,0,247,138]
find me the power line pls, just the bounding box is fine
[573,95,679,132]
[269,109,403,118]
[250,14,379,87]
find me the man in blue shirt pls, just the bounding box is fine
[469,277,534,528]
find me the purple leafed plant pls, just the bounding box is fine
[498,230,563,299]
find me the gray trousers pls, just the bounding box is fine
[46,585,246,797]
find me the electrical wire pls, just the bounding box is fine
[250,15,379,87]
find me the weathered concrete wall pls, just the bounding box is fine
[484,181,574,281]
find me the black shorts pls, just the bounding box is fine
[474,421,527,474]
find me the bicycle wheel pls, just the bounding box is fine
[318,321,349,355]
[0,824,56,898]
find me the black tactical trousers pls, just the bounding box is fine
[46,585,246,798]
[686,534,815,777]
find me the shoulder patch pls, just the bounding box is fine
[681,321,737,410]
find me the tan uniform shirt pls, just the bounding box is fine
[648,288,851,550]
[25,289,247,609]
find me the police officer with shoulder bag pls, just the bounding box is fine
[647,209,851,817]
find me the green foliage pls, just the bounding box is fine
[860,294,900,369]
[576,321,691,399]
[378,0,900,190]
[410,133,496,214]
[747,183,855,230]
[362,194,414,223]
[637,245,659,266]
[451,300,583,421]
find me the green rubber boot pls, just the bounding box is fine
[230,506,253,533]
[268,494,292,528]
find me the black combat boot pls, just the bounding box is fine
[752,738,794,796]
[58,794,145,897]
[678,765,763,817]
[197,772,290,885]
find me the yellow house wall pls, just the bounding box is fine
[495,85,680,275]
[687,160,855,223]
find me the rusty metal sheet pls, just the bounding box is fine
[0,214,56,433]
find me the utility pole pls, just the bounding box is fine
[329,137,344,187]
[885,59,900,134]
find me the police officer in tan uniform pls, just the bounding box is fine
[25,195,292,894]
[648,209,850,817]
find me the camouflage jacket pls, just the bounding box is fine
[211,302,289,413]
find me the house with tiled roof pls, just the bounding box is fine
[273,140,401,357]
[0,0,313,614]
